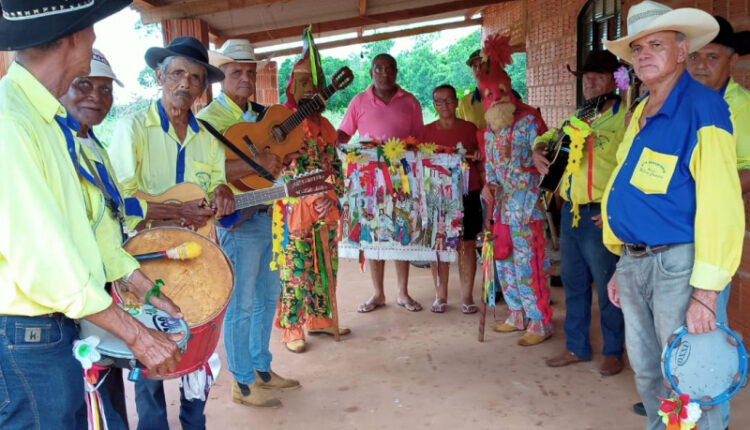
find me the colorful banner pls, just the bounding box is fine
[337,140,469,262]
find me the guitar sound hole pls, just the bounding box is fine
[271,125,286,143]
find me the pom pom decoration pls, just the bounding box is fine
[657,394,701,430]
[73,336,101,370]
[481,34,513,69]
[614,65,630,92]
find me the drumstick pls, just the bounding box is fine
[133,242,202,261]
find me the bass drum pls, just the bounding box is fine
[114,227,234,379]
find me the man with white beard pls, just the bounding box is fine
[479,34,554,346]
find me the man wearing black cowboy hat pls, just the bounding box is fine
[533,49,627,376]
[687,15,750,430]
[108,36,236,430]
[0,1,184,429]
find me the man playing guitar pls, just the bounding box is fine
[533,50,627,375]
[196,38,299,409]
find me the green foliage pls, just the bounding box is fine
[277,28,528,121]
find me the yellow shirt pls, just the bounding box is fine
[724,78,750,171]
[457,89,486,130]
[108,100,227,228]
[535,101,626,204]
[79,134,141,282]
[0,63,111,317]
[196,93,264,194]
[601,72,743,291]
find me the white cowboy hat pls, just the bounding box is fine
[89,48,123,87]
[603,0,719,63]
[209,38,264,68]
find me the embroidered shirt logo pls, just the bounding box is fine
[24,327,42,342]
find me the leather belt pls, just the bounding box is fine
[577,202,601,211]
[624,243,670,258]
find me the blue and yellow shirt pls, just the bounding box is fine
[108,100,228,228]
[601,71,744,291]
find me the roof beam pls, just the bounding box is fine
[140,0,278,24]
[256,17,482,59]
[233,0,499,43]
[359,0,367,17]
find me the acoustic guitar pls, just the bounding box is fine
[135,170,336,236]
[538,93,619,193]
[224,66,354,191]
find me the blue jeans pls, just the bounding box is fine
[716,284,731,428]
[616,243,723,430]
[217,212,280,384]
[134,378,205,430]
[0,315,86,430]
[560,202,623,358]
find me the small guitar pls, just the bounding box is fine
[135,170,336,236]
[538,93,620,193]
[223,66,354,191]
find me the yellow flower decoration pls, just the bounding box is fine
[269,203,285,271]
[419,142,438,155]
[560,116,593,228]
[383,138,405,162]
[345,151,358,164]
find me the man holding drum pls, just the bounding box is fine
[197,39,300,408]
[108,36,236,430]
[602,2,743,429]
[60,48,186,429]
[0,1,182,429]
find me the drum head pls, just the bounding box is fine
[78,304,189,362]
[117,227,234,327]
[662,325,748,406]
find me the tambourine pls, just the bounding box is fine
[662,324,748,406]
[78,303,190,380]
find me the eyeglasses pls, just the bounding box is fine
[433,98,457,106]
[165,68,203,87]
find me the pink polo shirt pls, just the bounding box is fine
[338,85,423,141]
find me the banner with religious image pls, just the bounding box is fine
[337,138,469,262]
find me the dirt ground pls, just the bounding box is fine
[123,258,750,430]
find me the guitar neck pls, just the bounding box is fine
[280,84,337,131]
[234,184,288,210]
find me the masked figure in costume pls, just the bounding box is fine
[479,34,554,346]
[273,29,350,353]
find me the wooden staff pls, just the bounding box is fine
[318,224,340,341]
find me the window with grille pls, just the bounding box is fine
[576,0,621,104]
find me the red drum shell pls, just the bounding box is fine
[114,227,234,379]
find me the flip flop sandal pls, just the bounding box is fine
[357,300,385,313]
[430,299,447,314]
[397,299,423,312]
[462,303,478,314]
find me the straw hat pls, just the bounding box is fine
[603,0,719,63]
[209,39,262,68]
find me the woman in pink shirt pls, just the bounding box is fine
[419,84,483,314]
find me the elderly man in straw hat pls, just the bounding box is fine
[197,39,300,409]
[108,35,235,430]
[601,2,743,429]
[0,1,184,429]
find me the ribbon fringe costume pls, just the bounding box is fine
[273,118,344,343]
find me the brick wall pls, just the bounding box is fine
[255,61,279,105]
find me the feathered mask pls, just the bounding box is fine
[477,33,514,109]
